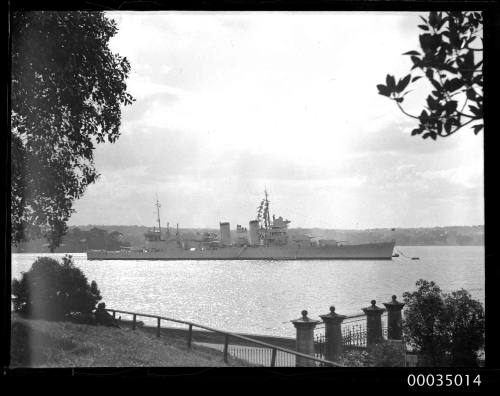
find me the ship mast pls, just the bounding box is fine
[257,189,271,230]
[263,189,270,229]
[155,197,162,238]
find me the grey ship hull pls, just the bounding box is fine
[87,241,396,261]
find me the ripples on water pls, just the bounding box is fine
[11,246,484,337]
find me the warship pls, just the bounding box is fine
[87,191,395,261]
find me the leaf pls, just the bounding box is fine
[466,88,477,100]
[377,84,390,97]
[418,25,430,31]
[444,100,458,114]
[395,97,404,103]
[436,47,447,63]
[437,13,447,31]
[411,56,421,70]
[429,11,438,28]
[411,75,423,83]
[426,69,442,91]
[402,50,421,56]
[469,105,482,117]
[426,95,438,110]
[444,78,464,93]
[411,127,422,136]
[386,74,396,90]
[396,74,411,93]
[463,50,475,68]
[444,118,453,134]
[437,121,443,136]
[419,109,429,121]
[472,124,484,134]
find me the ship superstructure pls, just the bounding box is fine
[87,191,396,260]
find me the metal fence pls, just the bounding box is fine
[196,343,296,367]
[107,308,343,367]
[314,312,389,356]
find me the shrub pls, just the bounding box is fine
[402,279,484,366]
[337,348,370,367]
[339,343,406,367]
[12,255,102,321]
[367,341,406,367]
[442,289,485,366]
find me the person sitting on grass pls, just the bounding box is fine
[94,302,120,328]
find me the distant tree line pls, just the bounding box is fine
[291,226,484,246]
[12,227,131,253]
[12,225,483,253]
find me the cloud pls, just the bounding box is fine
[69,12,484,228]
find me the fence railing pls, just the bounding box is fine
[106,308,343,367]
[314,311,389,354]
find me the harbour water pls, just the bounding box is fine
[11,246,484,338]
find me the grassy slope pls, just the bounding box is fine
[10,315,251,367]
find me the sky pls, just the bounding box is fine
[68,11,484,229]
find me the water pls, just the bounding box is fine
[10,246,484,338]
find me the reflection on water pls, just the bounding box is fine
[11,246,484,337]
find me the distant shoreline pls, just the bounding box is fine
[11,243,485,254]
[11,224,484,253]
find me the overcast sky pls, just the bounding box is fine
[68,11,484,229]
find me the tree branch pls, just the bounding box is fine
[396,101,420,120]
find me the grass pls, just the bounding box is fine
[10,314,252,367]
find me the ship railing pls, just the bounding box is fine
[106,308,343,367]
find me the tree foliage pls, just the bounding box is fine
[377,11,483,140]
[12,255,102,321]
[441,289,485,366]
[11,11,134,251]
[402,279,484,366]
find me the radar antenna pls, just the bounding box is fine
[256,189,271,241]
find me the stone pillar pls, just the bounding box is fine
[291,310,320,367]
[383,295,405,340]
[319,306,346,361]
[362,300,386,347]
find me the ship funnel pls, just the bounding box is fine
[220,222,231,245]
[248,220,260,246]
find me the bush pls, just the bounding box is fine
[402,279,484,366]
[368,341,406,367]
[12,255,102,321]
[338,343,406,367]
[442,289,485,366]
[337,348,370,367]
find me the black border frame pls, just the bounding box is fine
[3,0,499,389]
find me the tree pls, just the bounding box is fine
[376,11,483,140]
[11,255,102,321]
[402,279,485,366]
[87,227,108,250]
[442,289,485,366]
[402,279,449,366]
[11,11,134,251]
[106,230,127,251]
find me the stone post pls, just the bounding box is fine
[291,310,320,367]
[362,300,385,347]
[383,295,405,340]
[319,306,346,361]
